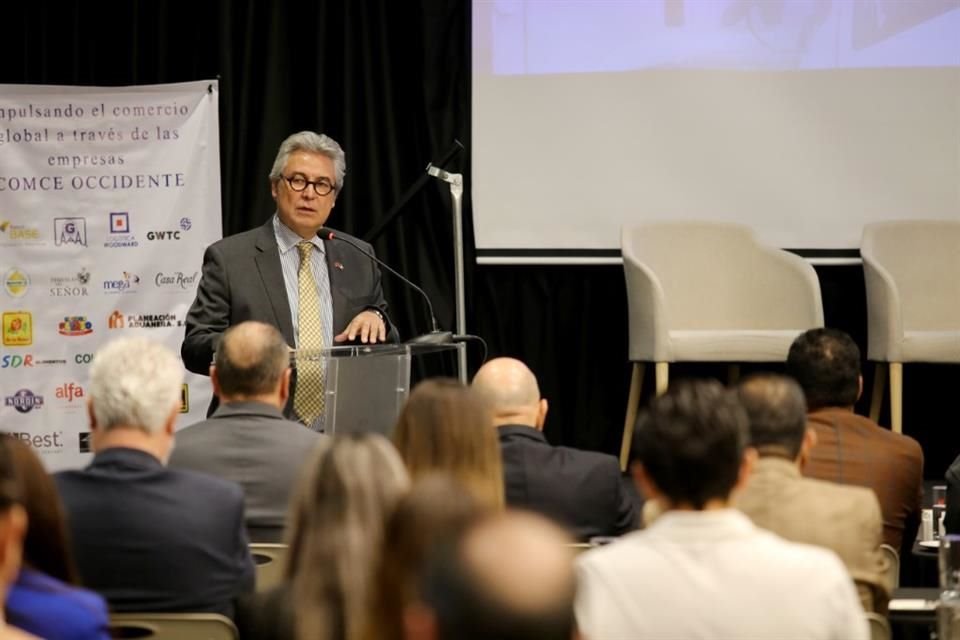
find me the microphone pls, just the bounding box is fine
[317,227,453,345]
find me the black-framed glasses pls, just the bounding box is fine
[283,175,336,196]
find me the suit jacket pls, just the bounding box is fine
[6,568,110,640]
[168,401,322,542]
[55,447,256,617]
[802,408,924,552]
[498,425,639,541]
[735,457,889,613]
[181,219,395,377]
[945,454,960,535]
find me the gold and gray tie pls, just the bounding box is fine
[294,240,325,425]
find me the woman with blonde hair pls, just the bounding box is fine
[392,378,504,509]
[236,433,410,640]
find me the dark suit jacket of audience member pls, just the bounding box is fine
[55,447,256,617]
[945,455,960,535]
[498,424,639,541]
[235,584,297,640]
[168,401,321,542]
[803,407,924,552]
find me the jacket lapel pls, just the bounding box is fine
[254,220,296,345]
[324,236,351,333]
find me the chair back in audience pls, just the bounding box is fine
[879,543,899,591]
[109,613,237,640]
[865,612,891,640]
[250,542,288,592]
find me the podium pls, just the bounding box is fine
[289,342,464,435]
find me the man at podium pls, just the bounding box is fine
[182,131,395,429]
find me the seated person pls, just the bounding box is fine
[169,321,321,542]
[0,438,36,639]
[1,435,109,639]
[55,337,255,617]
[472,358,638,540]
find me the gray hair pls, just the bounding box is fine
[89,337,183,434]
[268,131,347,194]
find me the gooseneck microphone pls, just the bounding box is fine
[317,227,453,345]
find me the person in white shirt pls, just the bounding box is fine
[575,380,868,640]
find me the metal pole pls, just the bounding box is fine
[448,173,467,382]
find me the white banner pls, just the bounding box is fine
[0,80,222,471]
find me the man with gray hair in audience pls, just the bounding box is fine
[55,337,255,617]
[171,321,321,542]
[734,374,889,613]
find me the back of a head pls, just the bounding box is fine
[1,435,78,584]
[471,358,540,421]
[367,475,489,640]
[737,375,808,460]
[632,380,748,509]
[89,337,183,433]
[214,321,289,398]
[421,511,577,640]
[286,434,410,640]
[392,379,504,509]
[786,328,861,411]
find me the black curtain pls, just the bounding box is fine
[4,1,957,479]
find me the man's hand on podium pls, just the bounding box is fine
[334,309,387,344]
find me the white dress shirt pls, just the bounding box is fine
[576,509,868,640]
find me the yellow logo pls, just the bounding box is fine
[2,312,32,346]
[4,268,29,298]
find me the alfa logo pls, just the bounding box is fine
[3,268,29,297]
[55,382,85,402]
[2,312,32,346]
[54,217,87,246]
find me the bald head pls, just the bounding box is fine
[472,358,547,429]
[422,511,577,640]
[213,321,290,405]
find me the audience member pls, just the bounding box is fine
[366,475,489,640]
[576,380,867,640]
[787,328,924,551]
[471,357,638,540]
[733,375,889,612]
[1,436,109,639]
[55,337,255,616]
[0,437,36,640]
[170,321,321,542]
[408,511,578,640]
[392,379,504,509]
[947,454,960,535]
[237,434,409,640]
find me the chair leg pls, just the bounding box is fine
[620,363,645,472]
[655,362,669,396]
[890,362,903,434]
[869,362,887,424]
[727,364,741,386]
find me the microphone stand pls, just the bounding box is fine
[426,166,467,382]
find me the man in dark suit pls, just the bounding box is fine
[472,358,638,541]
[181,131,395,427]
[170,321,321,542]
[787,328,924,553]
[56,337,255,617]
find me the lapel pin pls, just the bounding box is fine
[334,261,344,270]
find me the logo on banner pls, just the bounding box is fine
[108,311,183,329]
[146,230,181,241]
[181,384,189,413]
[54,382,85,406]
[1,354,66,368]
[4,389,43,414]
[2,312,32,346]
[54,218,87,246]
[154,271,198,291]
[0,220,42,244]
[78,432,92,453]
[180,217,192,231]
[103,272,140,294]
[10,431,63,453]
[74,353,94,365]
[49,268,91,297]
[105,212,138,248]
[3,268,29,297]
[58,316,93,336]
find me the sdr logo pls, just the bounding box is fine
[75,353,93,364]
[146,231,181,241]
[1,354,33,368]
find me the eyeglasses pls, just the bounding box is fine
[282,175,336,196]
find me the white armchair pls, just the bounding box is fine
[620,222,824,468]
[862,221,960,434]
